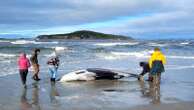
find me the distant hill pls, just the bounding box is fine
[36,30,133,40]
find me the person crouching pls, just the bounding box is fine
[138,62,153,81]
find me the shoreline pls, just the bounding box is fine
[0,73,194,110]
[129,101,194,110]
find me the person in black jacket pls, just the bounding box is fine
[138,62,153,81]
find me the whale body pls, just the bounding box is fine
[60,68,135,82]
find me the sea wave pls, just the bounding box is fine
[0,53,34,60]
[148,42,169,47]
[96,53,126,60]
[180,42,190,45]
[111,51,152,58]
[96,50,194,60]
[167,56,194,59]
[10,40,58,45]
[167,65,194,70]
[94,42,139,47]
[54,46,69,51]
[11,40,38,44]
[96,50,153,60]
[0,53,17,58]
[0,40,10,43]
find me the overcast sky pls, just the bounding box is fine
[0,0,194,39]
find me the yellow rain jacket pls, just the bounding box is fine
[149,51,166,68]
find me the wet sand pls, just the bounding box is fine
[130,102,194,110]
[0,71,194,110]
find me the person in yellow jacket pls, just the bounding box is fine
[149,47,166,85]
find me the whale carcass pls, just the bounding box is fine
[60,68,138,82]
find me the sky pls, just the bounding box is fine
[0,0,194,39]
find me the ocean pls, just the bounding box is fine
[0,39,194,108]
[1,39,194,77]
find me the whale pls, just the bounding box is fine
[60,68,138,82]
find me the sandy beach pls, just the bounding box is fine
[0,40,194,110]
[0,71,193,110]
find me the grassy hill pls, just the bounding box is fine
[36,30,133,40]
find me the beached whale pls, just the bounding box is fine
[60,68,138,82]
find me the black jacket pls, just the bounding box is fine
[140,62,150,76]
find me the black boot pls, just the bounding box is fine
[50,78,55,82]
[32,75,36,81]
[35,75,41,81]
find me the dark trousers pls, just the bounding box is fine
[152,73,161,86]
[19,69,28,85]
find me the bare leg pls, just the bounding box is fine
[32,64,40,81]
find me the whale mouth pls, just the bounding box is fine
[75,71,86,74]
[103,89,125,92]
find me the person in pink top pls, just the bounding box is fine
[18,52,31,88]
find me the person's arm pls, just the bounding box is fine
[162,54,166,65]
[56,58,59,67]
[149,53,155,68]
[30,55,35,64]
[140,66,147,76]
[55,58,59,69]
[27,59,31,68]
[17,59,20,67]
[47,58,53,65]
[149,57,153,68]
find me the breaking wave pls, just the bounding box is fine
[147,42,169,47]
[96,51,194,60]
[180,42,190,45]
[96,51,153,60]
[0,40,10,43]
[167,65,194,70]
[10,40,58,45]
[0,53,17,58]
[94,42,139,47]
[167,56,194,59]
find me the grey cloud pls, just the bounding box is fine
[96,9,194,38]
[0,0,194,38]
[0,0,182,27]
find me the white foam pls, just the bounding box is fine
[56,95,81,100]
[43,41,58,44]
[11,40,59,45]
[167,56,194,59]
[0,40,10,43]
[11,40,37,44]
[96,53,126,60]
[111,51,151,58]
[167,65,194,70]
[94,42,139,47]
[96,50,153,60]
[0,53,16,57]
[148,42,168,47]
[107,52,194,60]
[55,46,68,51]
[180,42,190,45]
[44,52,60,58]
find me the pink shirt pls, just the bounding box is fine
[18,54,31,70]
